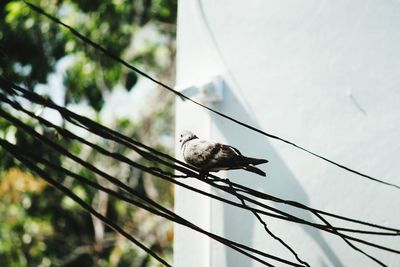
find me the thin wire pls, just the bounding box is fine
[3,0,399,257]
[7,88,398,241]
[2,80,398,238]
[0,77,196,175]
[203,178,400,254]
[0,139,172,267]
[0,138,289,266]
[1,79,399,245]
[310,209,387,267]
[0,108,303,267]
[224,180,387,266]
[208,179,400,254]
[2,92,397,243]
[1,90,398,267]
[226,181,311,267]
[212,177,400,233]
[1,78,398,266]
[0,97,397,267]
[22,0,400,190]
[3,82,400,266]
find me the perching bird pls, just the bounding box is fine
[179,131,268,176]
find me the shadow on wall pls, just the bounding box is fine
[210,85,344,267]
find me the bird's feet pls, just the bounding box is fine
[198,171,209,179]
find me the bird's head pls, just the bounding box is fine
[179,131,198,145]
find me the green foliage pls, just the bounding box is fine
[0,0,177,266]
[0,0,176,109]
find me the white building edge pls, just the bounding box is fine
[174,1,400,266]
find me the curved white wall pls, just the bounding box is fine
[175,1,400,266]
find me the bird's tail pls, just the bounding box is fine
[243,165,266,176]
[243,156,269,166]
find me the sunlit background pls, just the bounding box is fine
[0,0,177,266]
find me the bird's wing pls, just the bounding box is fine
[201,143,240,170]
[183,139,223,167]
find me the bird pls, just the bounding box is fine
[179,131,268,176]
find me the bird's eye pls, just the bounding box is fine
[180,134,183,137]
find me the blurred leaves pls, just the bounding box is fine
[0,0,176,109]
[0,168,47,203]
[0,0,176,266]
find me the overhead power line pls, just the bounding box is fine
[23,0,400,190]
[0,101,304,267]
[1,78,398,267]
[2,77,399,237]
[0,138,172,267]
[3,85,396,240]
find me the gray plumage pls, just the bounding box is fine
[179,131,268,176]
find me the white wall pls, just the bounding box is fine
[175,1,400,266]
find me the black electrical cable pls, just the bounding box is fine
[0,97,398,267]
[1,91,397,241]
[2,77,399,236]
[0,139,172,267]
[3,87,398,266]
[0,79,399,242]
[0,109,303,267]
[1,82,398,239]
[2,3,398,265]
[22,0,400,190]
